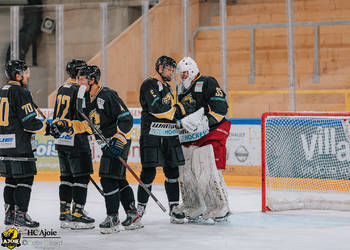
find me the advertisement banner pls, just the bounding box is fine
[226,124,261,166]
[33,109,262,186]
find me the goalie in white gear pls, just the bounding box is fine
[176,57,232,222]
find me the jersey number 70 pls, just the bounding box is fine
[0,97,9,126]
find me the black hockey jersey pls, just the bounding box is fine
[178,75,228,131]
[0,81,48,155]
[139,78,184,136]
[53,80,90,152]
[84,86,133,140]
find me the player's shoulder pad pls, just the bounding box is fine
[200,75,219,84]
[101,86,118,96]
[142,77,157,87]
[101,87,121,101]
[57,84,66,93]
[16,85,31,95]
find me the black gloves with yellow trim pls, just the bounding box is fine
[50,119,92,139]
[50,119,74,139]
[102,133,127,159]
[174,99,197,118]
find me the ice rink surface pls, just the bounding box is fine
[1,182,350,250]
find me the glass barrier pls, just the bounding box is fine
[0,0,348,117]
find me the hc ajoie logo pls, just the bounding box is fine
[26,229,57,237]
[1,227,21,249]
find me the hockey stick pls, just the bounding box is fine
[34,102,105,196]
[0,156,37,162]
[89,176,105,196]
[78,110,167,213]
[32,102,48,124]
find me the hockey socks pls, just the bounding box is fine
[59,176,73,204]
[101,177,120,215]
[120,181,135,212]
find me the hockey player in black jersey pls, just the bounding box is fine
[137,55,195,224]
[76,65,142,233]
[176,57,231,222]
[51,59,95,230]
[0,60,51,228]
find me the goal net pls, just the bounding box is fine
[262,112,350,212]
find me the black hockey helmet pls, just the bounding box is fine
[155,55,176,73]
[155,55,176,82]
[5,59,28,81]
[66,59,87,78]
[78,65,100,83]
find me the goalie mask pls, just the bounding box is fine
[176,57,199,90]
[155,55,177,82]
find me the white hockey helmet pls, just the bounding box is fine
[176,57,199,90]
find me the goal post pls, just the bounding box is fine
[262,112,350,212]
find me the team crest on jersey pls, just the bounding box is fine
[1,228,21,249]
[89,109,101,130]
[162,93,172,105]
[182,93,195,104]
[97,98,105,109]
[157,81,163,91]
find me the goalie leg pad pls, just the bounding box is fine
[192,144,230,220]
[178,145,206,219]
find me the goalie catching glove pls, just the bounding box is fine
[181,107,208,133]
[102,134,127,159]
[51,119,92,138]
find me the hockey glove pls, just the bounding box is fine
[181,99,197,115]
[51,119,74,138]
[102,134,127,159]
[181,107,205,133]
[174,101,196,118]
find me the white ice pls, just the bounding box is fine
[1,182,350,250]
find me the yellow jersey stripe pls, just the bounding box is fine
[151,106,176,120]
[208,106,225,122]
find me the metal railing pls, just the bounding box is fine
[228,89,350,117]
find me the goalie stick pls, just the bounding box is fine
[33,101,104,196]
[77,107,167,213]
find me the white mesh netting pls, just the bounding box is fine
[263,113,350,211]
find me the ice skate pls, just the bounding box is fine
[71,203,95,230]
[169,204,185,224]
[137,203,146,217]
[99,214,120,234]
[14,211,39,228]
[122,208,144,230]
[213,211,232,223]
[59,201,72,229]
[4,204,15,226]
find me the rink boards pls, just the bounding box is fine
[1,109,263,187]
